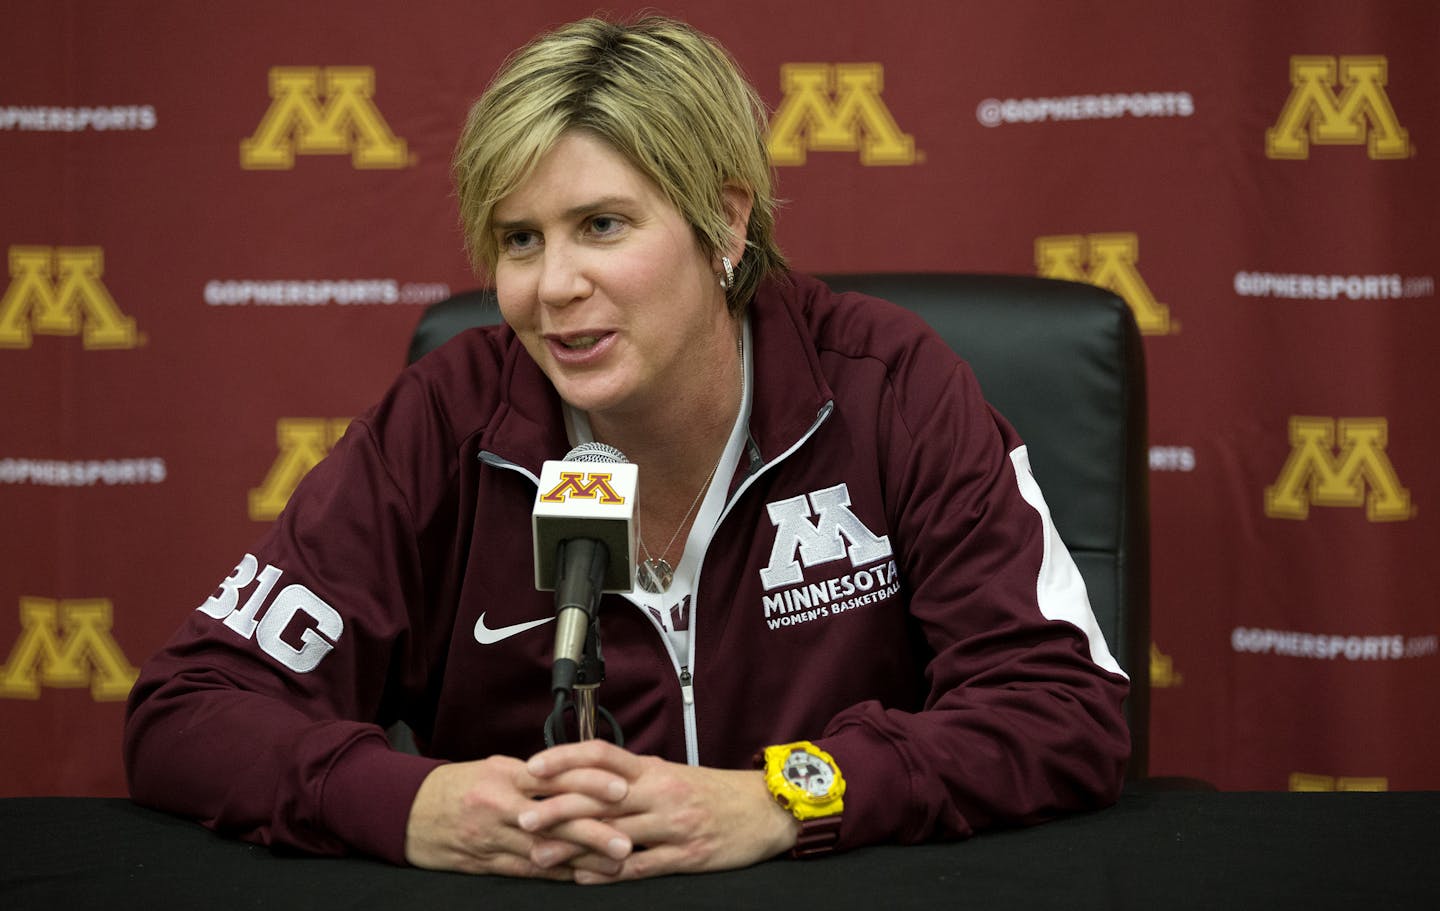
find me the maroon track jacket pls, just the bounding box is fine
[125,272,1130,864]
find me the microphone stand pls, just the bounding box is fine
[572,624,604,742]
[543,617,625,747]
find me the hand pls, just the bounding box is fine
[520,739,800,883]
[403,755,635,878]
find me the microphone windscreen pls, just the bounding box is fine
[564,441,628,464]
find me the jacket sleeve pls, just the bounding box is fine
[123,410,449,864]
[814,349,1131,849]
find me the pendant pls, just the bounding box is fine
[638,557,674,594]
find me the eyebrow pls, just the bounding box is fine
[492,195,638,232]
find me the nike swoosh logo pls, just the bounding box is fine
[473,612,554,645]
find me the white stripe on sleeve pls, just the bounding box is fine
[1009,446,1127,678]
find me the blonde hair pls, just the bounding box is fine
[452,15,785,312]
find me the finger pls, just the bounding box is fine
[527,739,645,780]
[522,807,633,859]
[517,787,629,835]
[528,837,587,870]
[520,765,631,805]
[572,842,691,885]
[474,809,611,880]
[575,868,623,886]
[603,811,670,850]
[483,853,580,881]
[529,830,631,873]
[416,834,578,880]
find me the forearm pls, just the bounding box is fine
[816,668,1130,847]
[124,670,442,862]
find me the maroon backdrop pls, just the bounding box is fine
[3,0,1437,796]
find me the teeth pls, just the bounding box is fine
[561,336,599,349]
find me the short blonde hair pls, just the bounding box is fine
[452,15,785,312]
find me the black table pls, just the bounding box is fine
[3,790,1436,909]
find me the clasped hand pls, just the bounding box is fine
[404,739,798,883]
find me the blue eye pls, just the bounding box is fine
[503,231,539,253]
[589,216,623,236]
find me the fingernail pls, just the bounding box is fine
[518,810,538,831]
[607,836,631,859]
[606,779,627,801]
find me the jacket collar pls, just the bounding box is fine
[474,333,570,475]
[745,271,834,463]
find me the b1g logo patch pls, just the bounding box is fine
[199,554,343,672]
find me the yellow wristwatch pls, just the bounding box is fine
[757,741,845,858]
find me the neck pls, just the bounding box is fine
[589,321,744,493]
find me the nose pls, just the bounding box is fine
[536,241,591,309]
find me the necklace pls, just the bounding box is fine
[635,333,744,595]
[636,460,719,594]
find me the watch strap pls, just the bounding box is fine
[791,813,843,858]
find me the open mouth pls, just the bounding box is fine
[560,335,602,349]
[547,331,616,362]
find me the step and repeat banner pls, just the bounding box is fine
[3,0,1436,795]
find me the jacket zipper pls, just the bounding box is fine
[679,665,695,705]
[678,401,834,766]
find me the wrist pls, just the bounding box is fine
[324,734,447,865]
[751,770,802,855]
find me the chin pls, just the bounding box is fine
[550,377,630,417]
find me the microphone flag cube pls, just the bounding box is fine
[532,459,637,592]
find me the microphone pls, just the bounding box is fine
[532,442,636,694]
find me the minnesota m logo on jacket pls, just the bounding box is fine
[761,483,892,589]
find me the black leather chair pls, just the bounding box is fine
[406,274,1151,778]
[407,288,504,366]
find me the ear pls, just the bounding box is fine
[716,183,754,267]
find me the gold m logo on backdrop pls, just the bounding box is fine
[0,597,138,700]
[768,63,917,166]
[1265,55,1411,160]
[249,418,350,520]
[1035,233,1172,335]
[240,67,410,169]
[1150,643,1183,688]
[0,246,139,349]
[1264,417,1414,521]
[1289,773,1387,792]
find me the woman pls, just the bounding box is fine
[125,16,1129,883]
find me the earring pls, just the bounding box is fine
[720,256,735,290]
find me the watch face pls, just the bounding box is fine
[781,749,834,798]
